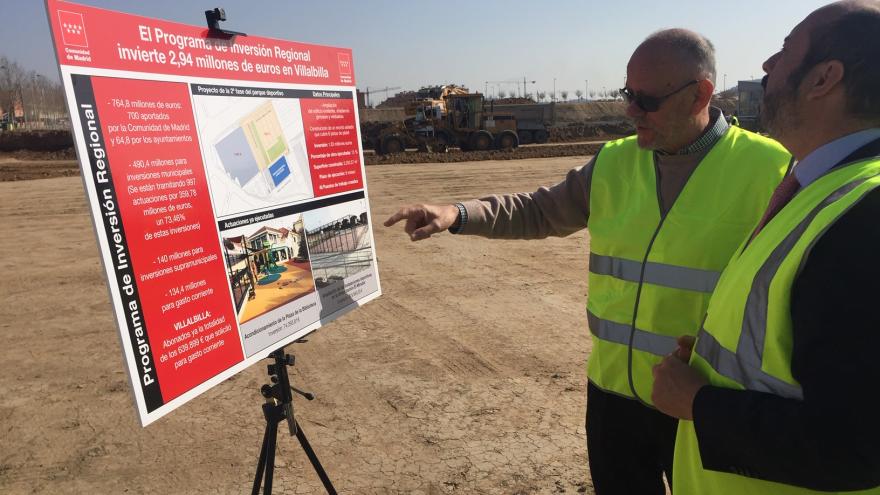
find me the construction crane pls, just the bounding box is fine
[361,86,401,108]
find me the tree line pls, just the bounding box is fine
[1,56,67,130]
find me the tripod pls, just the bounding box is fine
[252,346,337,495]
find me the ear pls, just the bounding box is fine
[691,79,715,115]
[803,60,844,100]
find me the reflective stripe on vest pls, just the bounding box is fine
[587,310,678,356]
[590,253,721,293]
[694,328,803,399]
[694,172,880,399]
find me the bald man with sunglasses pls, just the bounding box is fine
[385,29,790,494]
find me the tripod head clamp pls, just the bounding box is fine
[204,8,247,38]
[263,349,296,434]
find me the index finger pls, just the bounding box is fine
[384,207,413,227]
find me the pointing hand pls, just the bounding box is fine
[384,203,461,241]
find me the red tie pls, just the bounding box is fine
[751,173,801,240]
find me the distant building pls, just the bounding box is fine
[246,225,303,269]
[0,100,25,129]
[223,235,248,271]
[736,79,764,132]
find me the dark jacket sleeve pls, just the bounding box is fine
[691,186,880,491]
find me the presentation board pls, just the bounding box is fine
[46,0,381,426]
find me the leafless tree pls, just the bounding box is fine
[537,91,546,102]
[497,89,507,99]
[0,57,25,126]
[575,89,583,101]
[0,56,66,129]
[560,90,569,102]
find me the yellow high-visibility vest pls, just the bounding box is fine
[674,155,880,494]
[587,127,790,403]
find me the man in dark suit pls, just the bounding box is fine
[652,1,880,493]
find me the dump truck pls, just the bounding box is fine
[402,85,469,119]
[370,93,554,155]
[491,102,555,144]
[408,86,555,145]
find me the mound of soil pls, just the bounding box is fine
[2,148,76,160]
[491,97,535,104]
[550,121,633,142]
[364,143,603,165]
[0,130,74,152]
[555,101,628,122]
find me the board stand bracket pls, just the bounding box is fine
[251,346,336,495]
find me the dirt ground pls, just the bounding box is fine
[0,144,605,175]
[0,157,79,181]
[0,155,596,494]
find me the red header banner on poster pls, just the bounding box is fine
[47,0,380,426]
[49,1,355,85]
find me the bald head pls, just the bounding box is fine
[633,29,716,85]
[812,0,880,20]
[623,28,717,152]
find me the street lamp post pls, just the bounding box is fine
[0,64,11,128]
[0,65,5,127]
[34,74,45,124]
[522,77,535,100]
[585,79,588,101]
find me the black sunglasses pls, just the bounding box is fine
[619,80,699,112]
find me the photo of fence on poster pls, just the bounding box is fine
[305,208,372,288]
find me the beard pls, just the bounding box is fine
[761,76,801,139]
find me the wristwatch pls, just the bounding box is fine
[449,202,467,234]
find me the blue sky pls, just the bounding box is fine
[2,0,829,102]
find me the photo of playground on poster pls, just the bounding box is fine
[192,94,313,218]
[220,213,315,325]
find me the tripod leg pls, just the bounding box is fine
[252,420,272,495]
[264,419,278,495]
[294,419,337,495]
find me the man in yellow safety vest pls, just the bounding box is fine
[385,29,792,493]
